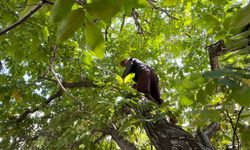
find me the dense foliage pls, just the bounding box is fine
[0,0,250,149]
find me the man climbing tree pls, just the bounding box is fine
[120,58,164,105]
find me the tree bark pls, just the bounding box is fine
[144,119,204,150]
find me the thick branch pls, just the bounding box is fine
[207,40,228,70]
[203,122,220,139]
[195,122,220,150]
[0,1,51,36]
[102,124,137,150]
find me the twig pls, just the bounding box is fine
[49,46,84,106]
[0,0,51,36]
[147,0,179,20]
[120,14,126,32]
[75,0,86,5]
[15,89,63,124]
[104,25,109,41]
[225,110,236,149]
[132,9,143,34]
[235,107,244,150]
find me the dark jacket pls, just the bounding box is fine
[122,58,148,81]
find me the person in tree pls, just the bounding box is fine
[120,58,164,105]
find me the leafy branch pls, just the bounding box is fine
[13,45,96,124]
[0,0,53,36]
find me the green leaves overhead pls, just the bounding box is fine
[85,21,105,58]
[50,0,75,23]
[2,0,250,149]
[229,3,250,29]
[86,0,123,24]
[56,8,85,44]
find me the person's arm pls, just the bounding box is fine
[122,60,133,79]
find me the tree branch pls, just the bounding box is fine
[203,122,220,139]
[235,107,244,150]
[225,110,237,149]
[120,14,126,32]
[14,79,95,124]
[15,89,63,124]
[102,124,137,150]
[147,0,179,20]
[132,9,143,34]
[0,0,52,36]
[49,46,85,107]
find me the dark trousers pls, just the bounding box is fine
[135,68,163,105]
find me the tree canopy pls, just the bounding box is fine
[1,0,250,149]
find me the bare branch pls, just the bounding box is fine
[0,0,52,36]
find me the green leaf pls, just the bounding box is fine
[227,38,250,51]
[56,8,85,44]
[133,0,149,8]
[180,96,194,106]
[230,28,250,40]
[201,109,220,122]
[116,75,123,84]
[232,86,250,107]
[235,45,250,55]
[163,0,177,6]
[229,3,250,29]
[205,80,217,96]
[211,0,226,6]
[202,13,221,28]
[50,0,75,23]
[204,70,224,79]
[19,0,40,17]
[196,89,208,104]
[239,125,250,145]
[124,73,135,83]
[86,0,123,24]
[85,21,105,59]
[182,79,196,89]
[218,78,238,88]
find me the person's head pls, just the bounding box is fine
[120,58,129,67]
